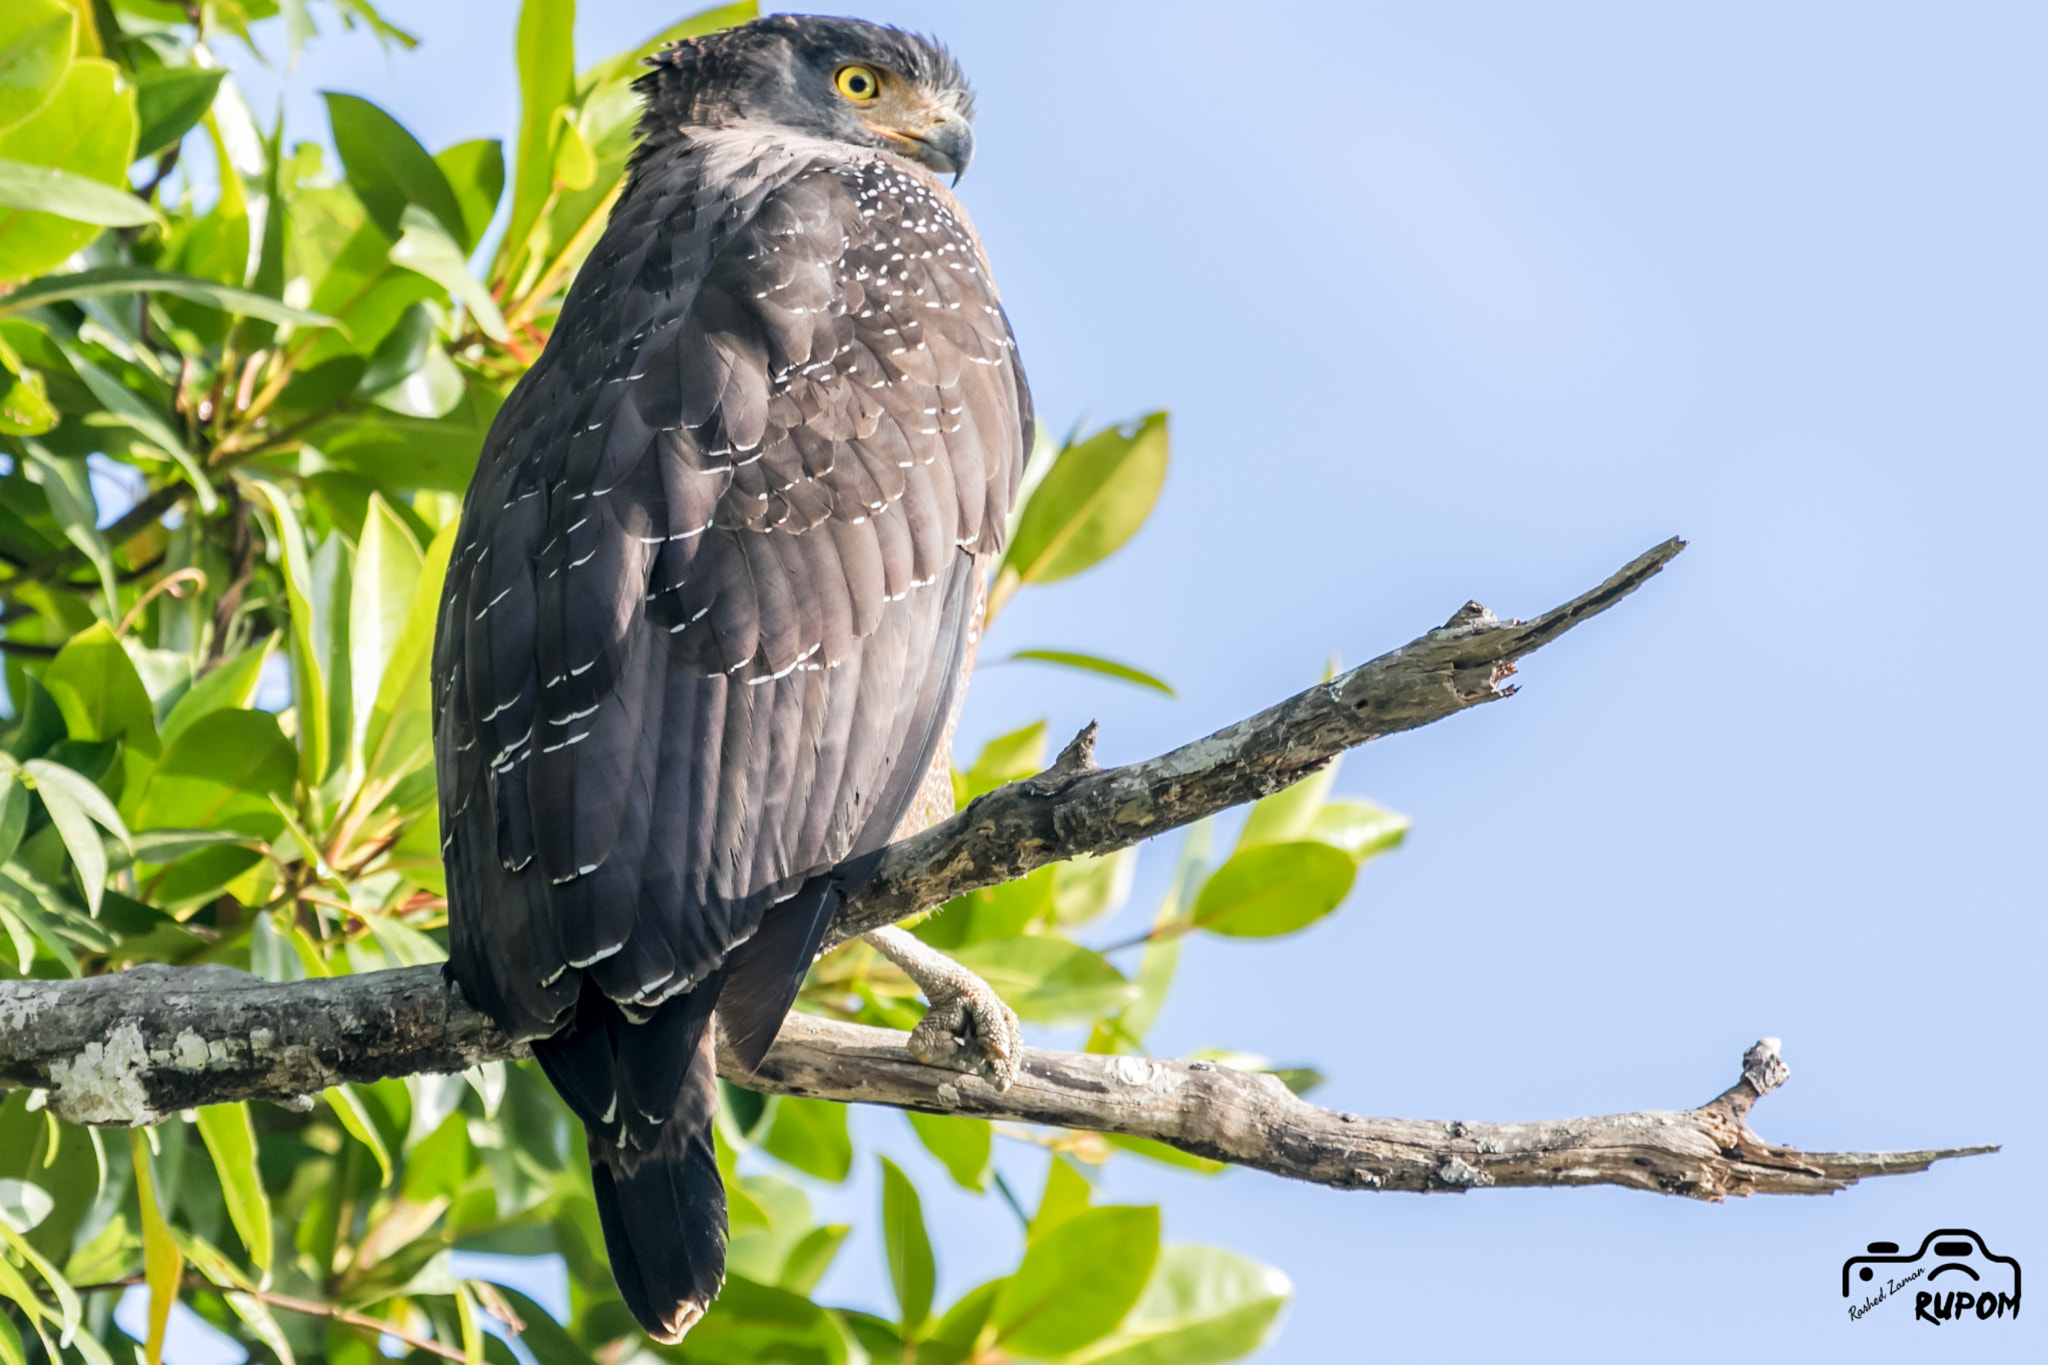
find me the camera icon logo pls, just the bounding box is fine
[1842,1229,2020,1325]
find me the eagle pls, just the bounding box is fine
[432,14,1029,1342]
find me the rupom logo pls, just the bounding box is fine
[1843,1229,2019,1325]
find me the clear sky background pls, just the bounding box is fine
[237,3,2044,1359]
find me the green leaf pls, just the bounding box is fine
[878,1157,934,1335]
[1091,824,1200,1056]
[1101,1135,1227,1176]
[995,1205,1160,1357]
[928,1278,1003,1361]
[952,937,1136,1025]
[52,340,215,511]
[223,1293,295,1365]
[1008,650,1175,696]
[1,1222,96,1365]
[323,92,470,248]
[549,105,594,191]
[576,5,758,90]
[159,639,275,747]
[0,157,155,226]
[0,904,33,974]
[724,1172,819,1285]
[24,757,129,913]
[133,68,226,161]
[251,481,347,785]
[132,709,296,838]
[359,910,444,967]
[0,1,73,136]
[0,1241,48,1330]
[131,1130,182,1365]
[0,57,137,283]
[362,519,454,792]
[389,204,507,341]
[1307,798,1411,863]
[503,0,576,277]
[915,865,1053,950]
[1234,763,1338,853]
[759,1095,852,1183]
[0,1179,51,1234]
[1032,1155,1091,1241]
[0,875,77,974]
[957,720,1046,802]
[122,828,255,863]
[433,139,505,248]
[328,1083,395,1187]
[0,351,56,434]
[325,0,419,51]
[486,1289,592,1365]
[1003,421,1058,548]
[1054,847,1137,928]
[194,1103,272,1276]
[1001,412,1168,587]
[312,379,500,492]
[302,221,438,365]
[369,335,462,418]
[1188,842,1356,939]
[1074,1246,1291,1365]
[778,1223,847,1296]
[400,1111,472,1203]
[905,1111,992,1192]
[672,1275,852,1365]
[0,265,339,327]
[19,440,115,608]
[346,493,422,770]
[42,621,161,758]
[354,297,433,395]
[0,771,27,869]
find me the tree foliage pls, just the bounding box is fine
[0,4,1404,1363]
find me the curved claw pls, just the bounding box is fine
[862,925,1022,1092]
[906,986,1020,1091]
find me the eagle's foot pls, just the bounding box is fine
[862,925,1020,1091]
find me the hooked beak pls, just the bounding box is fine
[869,114,975,185]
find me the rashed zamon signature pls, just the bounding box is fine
[1842,1230,2020,1325]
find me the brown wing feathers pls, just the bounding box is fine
[436,127,1026,1340]
[436,128,1025,1154]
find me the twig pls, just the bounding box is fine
[67,1276,466,1363]
[251,1288,466,1363]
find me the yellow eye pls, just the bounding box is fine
[835,64,881,102]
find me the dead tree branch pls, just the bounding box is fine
[0,538,1992,1196]
[827,537,1686,945]
[0,966,1990,1198]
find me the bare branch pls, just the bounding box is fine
[0,966,1990,1199]
[736,1024,1993,1200]
[826,537,1686,946]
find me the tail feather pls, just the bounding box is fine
[535,979,728,1342]
[586,1019,727,1343]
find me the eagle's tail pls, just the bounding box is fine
[533,979,727,1342]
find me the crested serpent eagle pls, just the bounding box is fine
[433,14,1030,1342]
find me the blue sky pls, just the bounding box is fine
[230,3,2045,1359]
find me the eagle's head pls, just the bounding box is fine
[638,13,975,180]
